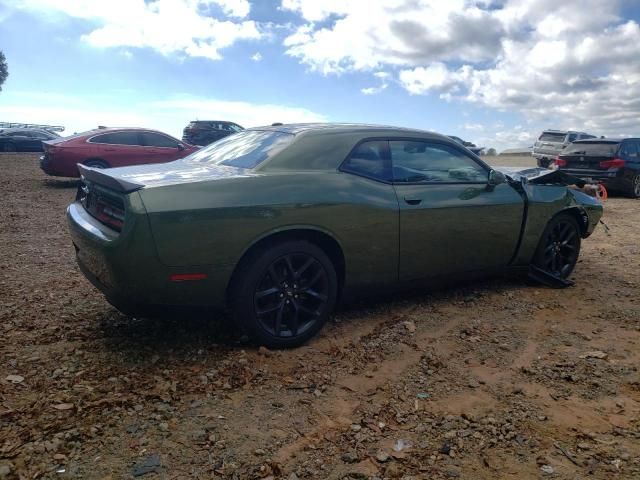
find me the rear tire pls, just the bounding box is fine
[84,159,109,169]
[231,240,338,348]
[533,214,581,279]
[628,174,640,199]
[3,143,16,152]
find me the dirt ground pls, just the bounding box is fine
[1,153,639,480]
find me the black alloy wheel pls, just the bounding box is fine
[254,253,329,338]
[534,214,581,279]
[232,240,337,348]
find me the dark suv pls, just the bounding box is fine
[182,121,243,146]
[554,138,640,197]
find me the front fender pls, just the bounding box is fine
[512,185,603,265]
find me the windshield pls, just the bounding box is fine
[539,132,567,142]
[564,142,619,156]
[185,130,294,169]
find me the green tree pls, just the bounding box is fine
[0,51,8,92]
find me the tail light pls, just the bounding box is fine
[95,197,125,231]
[554,157,567,167]
[599,158,625,168]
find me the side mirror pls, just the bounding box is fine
[487,169,506,190]
[177,143,185,151]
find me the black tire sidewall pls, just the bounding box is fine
[533,214,581,279]
[232,240,338,348]
[630,174,640,198]
[84,160,108,169]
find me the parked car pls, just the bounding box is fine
[447,135,483,155]
[553,138,640,198]
[533,130,597,167]
[182,120,244,146]
[0,128,60,152]
[67,123,602,348]
[40,127,198,177]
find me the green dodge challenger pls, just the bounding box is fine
[67,124,603,347]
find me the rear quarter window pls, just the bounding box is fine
[539,132,567,142]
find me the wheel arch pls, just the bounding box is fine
[226,226,346,307]
[557,206,590,238]
[83,158,110,167]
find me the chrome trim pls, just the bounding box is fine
[67,202,119,242]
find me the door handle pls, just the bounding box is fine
[404,197,422,205]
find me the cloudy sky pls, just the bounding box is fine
[0,0,639,150]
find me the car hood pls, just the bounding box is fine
[496,166,587,187]
[78,159,257,193]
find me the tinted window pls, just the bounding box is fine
[621,142,639,159]
[539,132,566,142]
[141,132,178,148]
[91,132,142,146]
[185,130,293,169]
[567,133,577,142]
[390,141,487,183]
[31,131,53,140]
[565,142,619,156]
[341,141,389,181]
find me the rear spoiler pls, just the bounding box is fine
[77,164,144,193]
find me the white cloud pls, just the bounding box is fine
[0,91,327,139]
[463,123,484,132]
[211,0,250,18]
[361,71,390,95]
[282,0,640,139]
[9,0,260,60]
[282,0,503,74]
[251,52,263,62]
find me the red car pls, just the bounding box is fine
[40,127,199,177]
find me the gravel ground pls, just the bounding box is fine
[1,154,639,479]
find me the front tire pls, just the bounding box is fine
[231,240,338,348]
[533,214,581,279]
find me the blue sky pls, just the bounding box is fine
[0,0,638,150]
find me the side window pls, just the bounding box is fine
[89,133,114,144]
[390,140,487,183]
[341,140,390,181]
[141,132,179,148]
[624,142,639,159]
[111,132,142,146]
[566,133,577,143]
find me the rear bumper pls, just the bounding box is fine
[40,155,79,177]
[559,168,629,190]
[67,201,227,312]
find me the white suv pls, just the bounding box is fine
[533,130,597,167]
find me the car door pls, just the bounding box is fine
[622,141,640,182]
[140,132,185,163]
[12,130,32,151]
[29,131,52,151]
[90,131,147,167]
[390,139,525,281]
